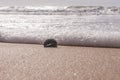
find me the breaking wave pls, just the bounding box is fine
[0,6,119,15]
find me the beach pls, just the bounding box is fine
[0,42,120,80]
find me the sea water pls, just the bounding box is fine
[0,6,120,47]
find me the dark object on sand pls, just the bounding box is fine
[44,39,57,48]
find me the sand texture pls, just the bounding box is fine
[0,42,120,80]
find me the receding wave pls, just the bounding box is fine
[0,14,120,47]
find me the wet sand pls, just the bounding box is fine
[0,42,120,80]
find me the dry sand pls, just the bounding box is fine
[0,42,120,80]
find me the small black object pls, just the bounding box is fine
[44,39,57,48]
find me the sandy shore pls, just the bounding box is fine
[0,42,120,80]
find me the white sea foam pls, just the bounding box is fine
[0,14,120,47]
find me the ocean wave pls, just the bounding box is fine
[0,6,119,15]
